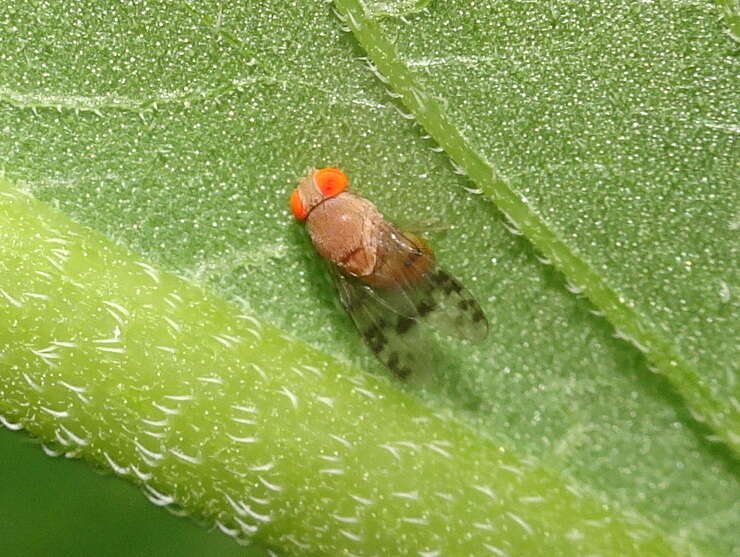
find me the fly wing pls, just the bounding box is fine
[419,268,489,343]
[330,266,433,378]
[369,228,489,343]
[328,234,488,378]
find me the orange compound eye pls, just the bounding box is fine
[315,168,348,197]
[290,188,307,220]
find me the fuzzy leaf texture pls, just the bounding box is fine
[0,1,738,556]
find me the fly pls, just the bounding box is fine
[290,168,488,378]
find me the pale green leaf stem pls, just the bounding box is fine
[0,182,680,554]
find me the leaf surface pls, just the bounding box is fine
[0,1,737,555]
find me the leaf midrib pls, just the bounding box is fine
[333,0,740,458]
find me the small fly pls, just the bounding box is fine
[290,168,488,378]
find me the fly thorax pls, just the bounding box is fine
[306,195,377,276]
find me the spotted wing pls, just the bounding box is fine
[329,234,488,377]
[330,266,434,378]
[368,227,489,343]
[412,267,489,343]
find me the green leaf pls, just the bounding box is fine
[720,0,740,42]
[336,0,740,454]
[0,429,257,557]
[0,1,737,555]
